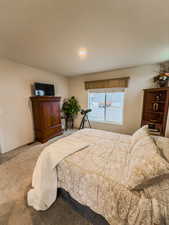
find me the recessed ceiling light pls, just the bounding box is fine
[78,48,87,58]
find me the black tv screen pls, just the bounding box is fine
[34,83,55,96]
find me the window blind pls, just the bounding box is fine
[84,77,129,90]
[88,88,125,93]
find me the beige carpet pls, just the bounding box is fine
[0,131,92,225]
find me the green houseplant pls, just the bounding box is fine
[62,96,81,129]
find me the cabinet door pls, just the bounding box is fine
[42,101,61,129]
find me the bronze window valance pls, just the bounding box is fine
[84,77,130,90]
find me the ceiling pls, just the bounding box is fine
[0,0,169,76]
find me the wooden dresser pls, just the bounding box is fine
[141,87,169,136]
[31,96,63,143]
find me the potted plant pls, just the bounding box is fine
[154,73,169,87]
[62,96,81,129]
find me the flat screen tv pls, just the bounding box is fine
[34,82,55,96]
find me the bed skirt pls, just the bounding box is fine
[58,188,110,225]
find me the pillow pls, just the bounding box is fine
[130,125,149,149]
[125,127,169,190]
[154,136,169,163]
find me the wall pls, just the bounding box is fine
[1,60,168,153]
[69,64,161,135]
[0,59,69,153]
[161,61,169,136]
[160,61,169,73]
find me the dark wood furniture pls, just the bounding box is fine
[141,87,169,136]
[31,96,63,143]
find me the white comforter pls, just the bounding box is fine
[27,135,89,210]
[27,129,168,225]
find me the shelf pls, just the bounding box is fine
[142,88,169,137]
[145,111,164,114]
[150,132,161,136]
[151,101,165,104]
[142,120,162,124]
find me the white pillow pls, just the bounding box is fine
[154,136,169,163]
[125,127,169,190]
[130,125,149,149]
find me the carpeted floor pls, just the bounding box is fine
[0,130,92,225]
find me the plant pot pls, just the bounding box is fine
[158,80,168,88]
[65,116,74,130]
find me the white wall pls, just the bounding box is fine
[1,61,168,153]
[0,59,69,153]
[69,64,161,135]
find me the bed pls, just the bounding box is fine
[28,128,169,225]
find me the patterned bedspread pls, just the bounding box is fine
[57,129,169,225]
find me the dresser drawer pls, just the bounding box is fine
[43,125,62,139]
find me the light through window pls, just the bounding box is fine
[88,89,125,124]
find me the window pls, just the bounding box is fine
[88,89,125,124]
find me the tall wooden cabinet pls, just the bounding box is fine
[31,96,63,143]
[141,88,169,136]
